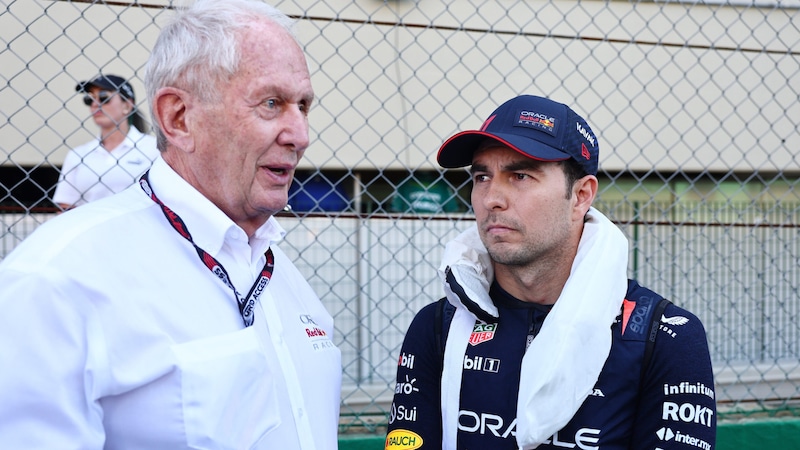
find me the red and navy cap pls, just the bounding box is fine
[437,95,599,176]
[75,74,135,102]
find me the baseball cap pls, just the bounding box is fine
[437,95,599,176]
[75,74,135,102]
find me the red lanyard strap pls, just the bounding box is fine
[139,172,274,327]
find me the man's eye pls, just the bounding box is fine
[264,99,278,109]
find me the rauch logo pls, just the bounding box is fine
[385,429,423,449]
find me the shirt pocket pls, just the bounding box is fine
[172,326,280,450]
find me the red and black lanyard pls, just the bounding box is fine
[139,171,274,327]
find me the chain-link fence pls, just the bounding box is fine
[2,0,799,434]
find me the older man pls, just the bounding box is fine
[0,1,341,448]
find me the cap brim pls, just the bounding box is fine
[437,130,571,168]
[75,81,90,92]
[75,80,110,93]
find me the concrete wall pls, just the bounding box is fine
[2,1,798,173]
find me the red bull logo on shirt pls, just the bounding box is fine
[305,327,327,338]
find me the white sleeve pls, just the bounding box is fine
[0,269,105,448]
[52,149,83,206]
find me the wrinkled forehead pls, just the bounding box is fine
[235,21,310,78]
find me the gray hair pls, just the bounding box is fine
[144,0,298,150]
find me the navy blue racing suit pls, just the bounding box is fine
[386,280,716,449]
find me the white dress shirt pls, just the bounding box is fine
[0,156,342,449]
[53,127,159,207]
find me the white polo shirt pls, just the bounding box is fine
[53,127,159,207]
[0,156,342,449]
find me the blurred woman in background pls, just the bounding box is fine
[53,74,159,210]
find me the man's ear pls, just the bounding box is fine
[573,175,598,218]
[153,87,194,153]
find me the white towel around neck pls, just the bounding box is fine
[439,207,629,449]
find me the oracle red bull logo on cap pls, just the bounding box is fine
[518,110,556,133]
[469,323,497,346]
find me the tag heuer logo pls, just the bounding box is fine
[469,323,497,346]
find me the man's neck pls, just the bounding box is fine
[492,241,580,305]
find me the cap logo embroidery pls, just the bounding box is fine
[516,110,556,135]
[576,122,596,147]
[581,143,591,160]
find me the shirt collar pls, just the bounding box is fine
[93,127,146,154]
[490,280,553,313]
[122,127,145,147]
[145,156,285,257]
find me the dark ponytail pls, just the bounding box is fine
[129,109,149,133]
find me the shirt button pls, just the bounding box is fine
[298,408,305,418]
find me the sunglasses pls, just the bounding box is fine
[82,92,114,106]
